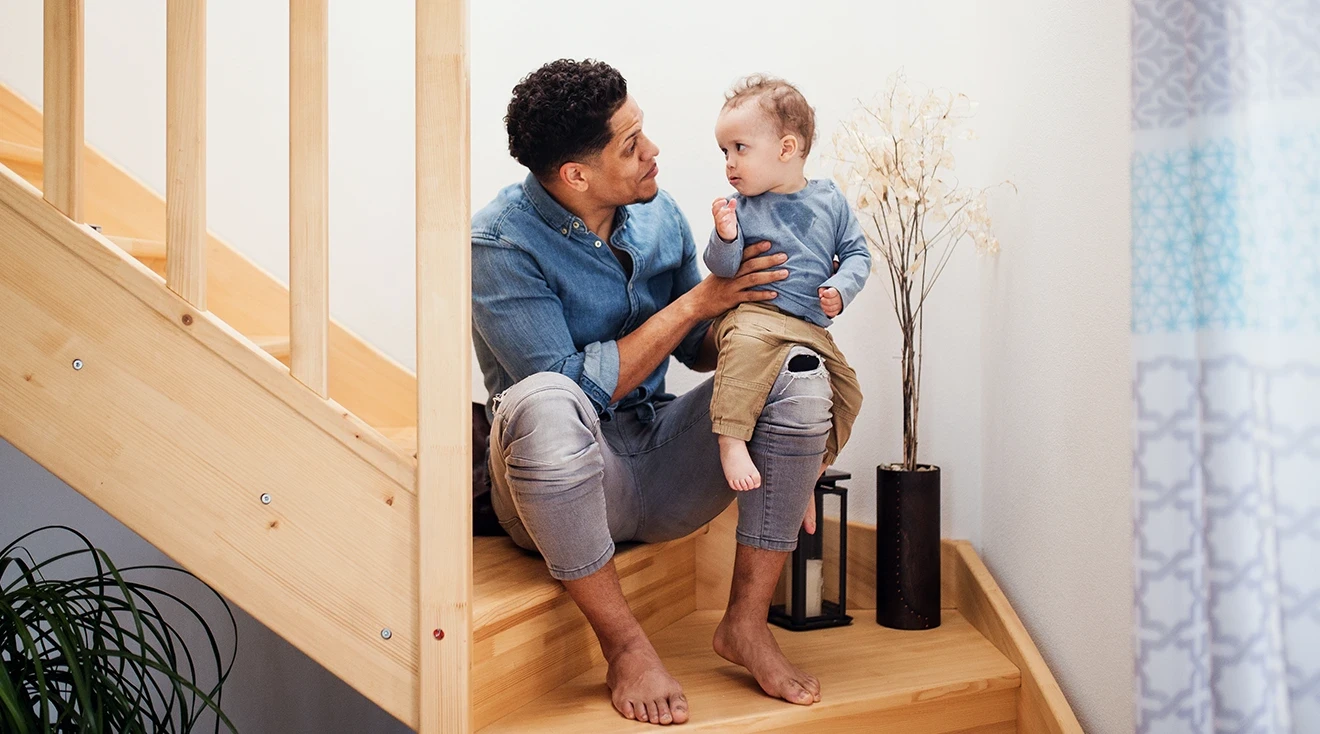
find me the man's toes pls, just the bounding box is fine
[671,694,689,724]
[620,699,636,720]
[786,681,813,705]
[804,674,821,697]
[635,701,648,722]
[655,699,673,725]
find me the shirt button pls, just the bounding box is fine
[561,228,568,235]
[594,240,602,248]
[573,222,580,229]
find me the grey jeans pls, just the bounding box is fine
[488,346,833,581]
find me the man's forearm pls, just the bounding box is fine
[611,297,702,404]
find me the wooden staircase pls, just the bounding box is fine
[486,610,1019,733]
[0,46,1083,734]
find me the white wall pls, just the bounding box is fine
[0,1,1133,732]
[974,3,1134,732]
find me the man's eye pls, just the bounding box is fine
[736,143,746,152]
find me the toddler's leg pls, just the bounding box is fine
[709,307,790,492]
[719,434,761,491]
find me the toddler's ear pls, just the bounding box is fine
[779,135,800,161]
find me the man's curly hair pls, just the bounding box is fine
[505,59,629,180]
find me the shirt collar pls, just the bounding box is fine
[522,173,633,239]
[522,174,575,236]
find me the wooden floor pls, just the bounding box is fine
[481,609,1020,733]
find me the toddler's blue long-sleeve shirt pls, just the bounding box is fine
[704,179,871,327]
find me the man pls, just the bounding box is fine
[472,59,833,726]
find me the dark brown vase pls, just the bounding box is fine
[876,464,941,630]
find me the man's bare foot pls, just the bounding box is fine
[712,615,821,705]
[605,635,689,725]
[719,435,761,491]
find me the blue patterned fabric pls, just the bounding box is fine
[1132,1,1320,732]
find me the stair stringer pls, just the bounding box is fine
[0,163,425,729]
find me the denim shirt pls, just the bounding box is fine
[471,174,712,423]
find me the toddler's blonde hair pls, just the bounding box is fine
[723,75,817,157]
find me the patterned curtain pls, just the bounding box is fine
[1132,1,1320,732]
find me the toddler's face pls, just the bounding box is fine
[715,103,796,197]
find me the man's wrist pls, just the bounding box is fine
[672,288,705,325]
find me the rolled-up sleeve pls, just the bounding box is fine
[670,213,713,368]
[472,237,619,414]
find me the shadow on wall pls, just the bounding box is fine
[0,439,411,734]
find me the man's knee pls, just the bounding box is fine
[494,372,599,465]
[762,346,833,429]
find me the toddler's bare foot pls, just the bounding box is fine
[719,435,761,491]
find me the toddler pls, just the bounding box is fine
[705,75,869,491]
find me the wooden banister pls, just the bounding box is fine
[27,2,478,727]
[42,0,83,220]
[289,0,329,396]
[416,0,473,730]
[166,0,206,309]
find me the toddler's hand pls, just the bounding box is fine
[819,287,842,318]
[711,197,738,242]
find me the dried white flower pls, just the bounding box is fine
[827,71,1012,470]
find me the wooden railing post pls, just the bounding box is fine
[290,0,329,396]
[416,0,472,730]
[43,0,83,221]
[166,0,207,309]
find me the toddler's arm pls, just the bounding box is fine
[819,185,872,313]
[703,197,744,278]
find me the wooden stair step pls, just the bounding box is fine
[481,609,1020,733]
[0,138,42,168]
[104,234,166,260]
[472,534,698,730]
[251,335,291,360]
[378,425,417,458]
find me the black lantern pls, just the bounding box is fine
[769,469,853,631]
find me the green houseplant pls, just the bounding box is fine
[1,525,237,733]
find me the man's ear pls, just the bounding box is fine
[779,134,800,162]
[558,161,590,193]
